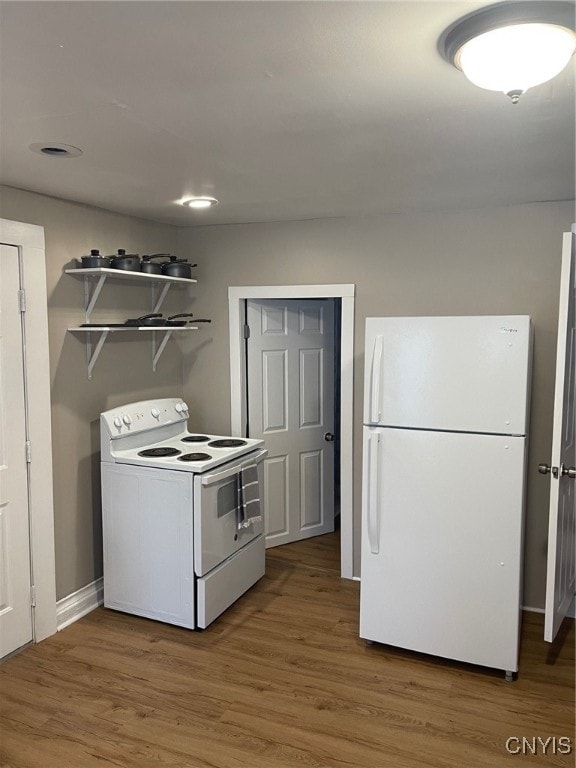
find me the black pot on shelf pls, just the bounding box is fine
[79,249,111,269]
[110,249,141,271]
[161,256,197,279]
[141,254,170,275]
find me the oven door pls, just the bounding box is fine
[193,449,267,577]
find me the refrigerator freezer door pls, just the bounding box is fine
[364,316,532,435]
[360,427,526,672]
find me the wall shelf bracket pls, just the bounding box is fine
[85,329,109,379]
[68,326,198,378]
[151,282,172,315]
[152,329,175,371]
[84,274,107,323]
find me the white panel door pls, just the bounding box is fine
[364,315,532,435]
[247,299,335,547]
[360,427,526,673]
[544,230,576,643]
[0,244,33,657]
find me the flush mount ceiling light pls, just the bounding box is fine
[439,1,576,103]
[29,142,83,157]
[182,197,219,210]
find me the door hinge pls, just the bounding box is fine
[243,323,251,339]
[18,289,26,313]
[25,441,32,463]
[30,585,36,608]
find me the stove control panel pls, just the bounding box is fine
[101,398,189,436]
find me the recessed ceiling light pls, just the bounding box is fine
[29,142,83,158]
[182,197,219,210]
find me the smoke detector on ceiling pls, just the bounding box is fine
[29,143,83,158]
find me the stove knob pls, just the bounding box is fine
[122,414,132,426]
[151,408,160,419]
[182,402,189,412]
[113,416,122,429]
[175,403,183,413]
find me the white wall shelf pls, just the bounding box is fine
[65,267,198,378]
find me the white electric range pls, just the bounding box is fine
[100,397,267,629]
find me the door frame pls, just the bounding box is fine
[0,218,57,644]
[229,284,355,578]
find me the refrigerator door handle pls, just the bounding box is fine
[367,433,381,554]
[370,335,384,423]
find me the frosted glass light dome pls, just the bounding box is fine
[439,2,576,103]
[455,23,576,98]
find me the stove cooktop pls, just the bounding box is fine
[100,399,264,473]
[113,432,264,473]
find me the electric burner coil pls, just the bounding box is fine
[208,439,247,448]
[138,447,181,458]
[178,452,212,462]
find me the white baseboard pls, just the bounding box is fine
[523,596,576,619]
[55,582,575,632]
[56,578,103,631]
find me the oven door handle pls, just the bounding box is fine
[200,448,268,486]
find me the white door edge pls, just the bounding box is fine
[0,218,57,644]
[229,284,355,579]
[544,230,576,642]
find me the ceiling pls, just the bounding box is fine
[1,1,574,227]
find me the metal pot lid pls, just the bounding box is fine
[114,248,139,257]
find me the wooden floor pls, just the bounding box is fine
[1,532,574,768]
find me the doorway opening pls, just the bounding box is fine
[228,284,355,578]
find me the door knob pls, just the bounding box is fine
[324,432,335,442]
[538,463,559,478]
[561,465,576,479]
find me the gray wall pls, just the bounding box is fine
[1,185,573,609]
[178,200,575,609]
[0,186,184,600]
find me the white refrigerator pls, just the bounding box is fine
[360,315,532,678]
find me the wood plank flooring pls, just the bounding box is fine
[1,532,574,768]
